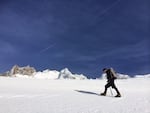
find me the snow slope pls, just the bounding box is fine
[0,77,149,113]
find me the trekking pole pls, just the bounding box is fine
[109,87,113,96]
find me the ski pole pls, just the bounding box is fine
[109,87,113,96]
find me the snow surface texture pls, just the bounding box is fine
[0,77,149,113]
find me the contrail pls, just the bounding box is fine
[99,0,121,16]
[39,43,56,54]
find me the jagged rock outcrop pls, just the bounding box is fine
[10,65,36,76]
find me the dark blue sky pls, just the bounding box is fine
[0,0,149,78]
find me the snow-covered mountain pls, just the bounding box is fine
[101,73,130,79]
[0,65,150,79]
[134,74,150,78]
[58,68,87,80]
[34,68,87,80]
[1,65,87,80]
[117,73,130,79]
[34,69,59,79]
[33,68,87,80]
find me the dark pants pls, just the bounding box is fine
[104,80,120,95]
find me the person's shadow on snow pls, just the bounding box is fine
[75,90,99,96]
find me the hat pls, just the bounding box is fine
[102,68,107,72]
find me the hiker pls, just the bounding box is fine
[100,68,121,97]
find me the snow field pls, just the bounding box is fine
[0,77,149,113]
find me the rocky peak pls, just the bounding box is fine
[10,65,36,76]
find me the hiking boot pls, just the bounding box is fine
[115,94,121,97]
[100,93,106,96]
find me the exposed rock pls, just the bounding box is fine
[0,71,10,76]
[10,65,36,76]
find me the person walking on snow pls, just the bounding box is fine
[100,68,121,97]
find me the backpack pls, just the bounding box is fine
[110,68,117,79]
